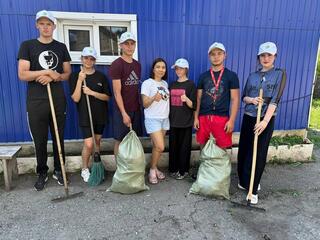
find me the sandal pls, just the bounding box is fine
[148,169,158,184]
[155,169,165,180]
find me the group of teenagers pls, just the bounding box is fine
[17,10,286,204]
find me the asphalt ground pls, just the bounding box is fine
[0,148,319,240]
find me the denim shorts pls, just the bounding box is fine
[145,118,170,134]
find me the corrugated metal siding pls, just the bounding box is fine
[0,0,319,142]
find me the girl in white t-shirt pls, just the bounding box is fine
[141,58,170,184]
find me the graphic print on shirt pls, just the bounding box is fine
[157,86,170,101]
[125,70,140,86]
[205,84,225,103]
[171,89,185,106]
[38,51,58,70]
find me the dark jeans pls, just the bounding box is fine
[27,98,66,175]
[169,126,192,175]
[237,114,274,194]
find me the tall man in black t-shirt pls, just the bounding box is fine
[17,10,71,191]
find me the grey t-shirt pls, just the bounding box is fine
[242,68,286,117]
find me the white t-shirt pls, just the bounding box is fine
[141,78,170,119]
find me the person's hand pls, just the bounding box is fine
[194,117,200,130]
[224,120,235,133]
[122,112,131,127]
[254,120,268,135]
[36,75,53,85]
[47,70,61,81]
[153,92,162,102]
[181,94,189,102]
[250,97,264,106]
[82,86,95,96]
[78,66,86,82]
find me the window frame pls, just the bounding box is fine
[51,11,138,65]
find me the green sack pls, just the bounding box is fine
[189,135,231,199]
[107,130,149,194]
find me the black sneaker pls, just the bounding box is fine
[52,170,65,186]
[34,173,48,191]
[175,172,188,180]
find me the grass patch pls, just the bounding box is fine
[269,135,304,148]
[308,130,320,148]
[309,99,320,129]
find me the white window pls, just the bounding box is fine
[51,11,138,65]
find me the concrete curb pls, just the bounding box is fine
[0,143,313,175]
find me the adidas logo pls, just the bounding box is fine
[125,71,139,86]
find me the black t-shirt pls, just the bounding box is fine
[17,39,71,101]
[197,67,239,116]
[69,70,111,126]
[169,80,197,128]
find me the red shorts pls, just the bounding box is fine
[196,115,232,148]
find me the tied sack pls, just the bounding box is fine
[189,135,231,199]
[107,130,149,194]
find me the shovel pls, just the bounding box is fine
[47,83,84,202]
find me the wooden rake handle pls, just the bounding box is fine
[47,83,69,194]
[247,88,263,202]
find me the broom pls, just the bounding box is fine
[82,71,105,186]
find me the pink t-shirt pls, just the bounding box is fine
[109,57,141,112]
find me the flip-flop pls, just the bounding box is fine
[148,170,158,184]
[156,169,165,180]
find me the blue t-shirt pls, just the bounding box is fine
[197,67,240,116]
[242,68,286,117]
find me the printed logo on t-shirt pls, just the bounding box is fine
[171,89,185,106]
[206,84,224,102]
[125,70,140,86]
[97,83,102,87]
[157,86,170,101]
[38,50,58,70]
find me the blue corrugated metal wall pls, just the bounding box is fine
[0,0,319,142]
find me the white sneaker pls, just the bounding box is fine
[246,194,258,205]
[238,183,246,190]
[81,168,90,182]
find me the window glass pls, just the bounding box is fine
[99,26,127,56]
[68,29,90,51]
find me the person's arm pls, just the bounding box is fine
[46,62,72,82]
[255,70,287,135]
[18,59,50,82]
[71,71,85,103]
[59,62,72,81]
[142,92,162,108]
[193,89,202,130]
[113,79,131,127]
[224,89,240,133]
[181,94,193,108]
[83,86,110,101]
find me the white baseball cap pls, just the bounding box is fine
[208,42,226,54]
[36,10,56,23]
[119,32,136,44]
[81,47,97,59]
[171,58,189,69]
[258,42,277,55]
